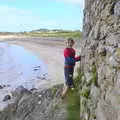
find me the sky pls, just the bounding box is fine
[0,0,84,32]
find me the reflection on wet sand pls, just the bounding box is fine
[0,42,50,89]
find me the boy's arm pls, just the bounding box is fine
[75,56,81,62]
[64,49,76,65]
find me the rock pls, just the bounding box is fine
[114,1,120,19]
[12,85,30,97]
[93,21,100,40]
[0,84,9,89]
[0,84,66,120]
[80,0,120,120]
[0,85,4,89]
[98,45,106,56]
[3,95,11,101]
[15,85,28,93]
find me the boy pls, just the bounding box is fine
[61,38,81,99]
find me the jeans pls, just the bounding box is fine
[64,67,74,87]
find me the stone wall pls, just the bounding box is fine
[80,0,120,120]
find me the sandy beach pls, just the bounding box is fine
[0,35,81,110]
[0,35,81,86]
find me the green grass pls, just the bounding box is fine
[65,66,83,120]
[23,31,82,38]
[65,89,80,120]
[0,31,82,39]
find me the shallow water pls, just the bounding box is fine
[0,42,50,90]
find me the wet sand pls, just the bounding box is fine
[0,36,64,86]
[0,35,81,86]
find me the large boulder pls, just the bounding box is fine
[80,0,120,120]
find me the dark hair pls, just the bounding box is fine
[67,38,74,43]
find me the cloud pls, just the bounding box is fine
[0,5,57,32]
[0,4,82,32]
[56,0,84,8]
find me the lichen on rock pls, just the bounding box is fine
[80,0,120,120]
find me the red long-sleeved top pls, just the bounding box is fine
[64,48,81,68]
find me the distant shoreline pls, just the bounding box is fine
[0,30,82,39]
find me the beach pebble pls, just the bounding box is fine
[3,95,11,101]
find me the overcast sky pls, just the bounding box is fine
[0,0,84,32]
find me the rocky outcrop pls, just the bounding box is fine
[80,0,120,120]
[0,84,66,120]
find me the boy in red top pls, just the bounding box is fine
[61,38,81,99]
